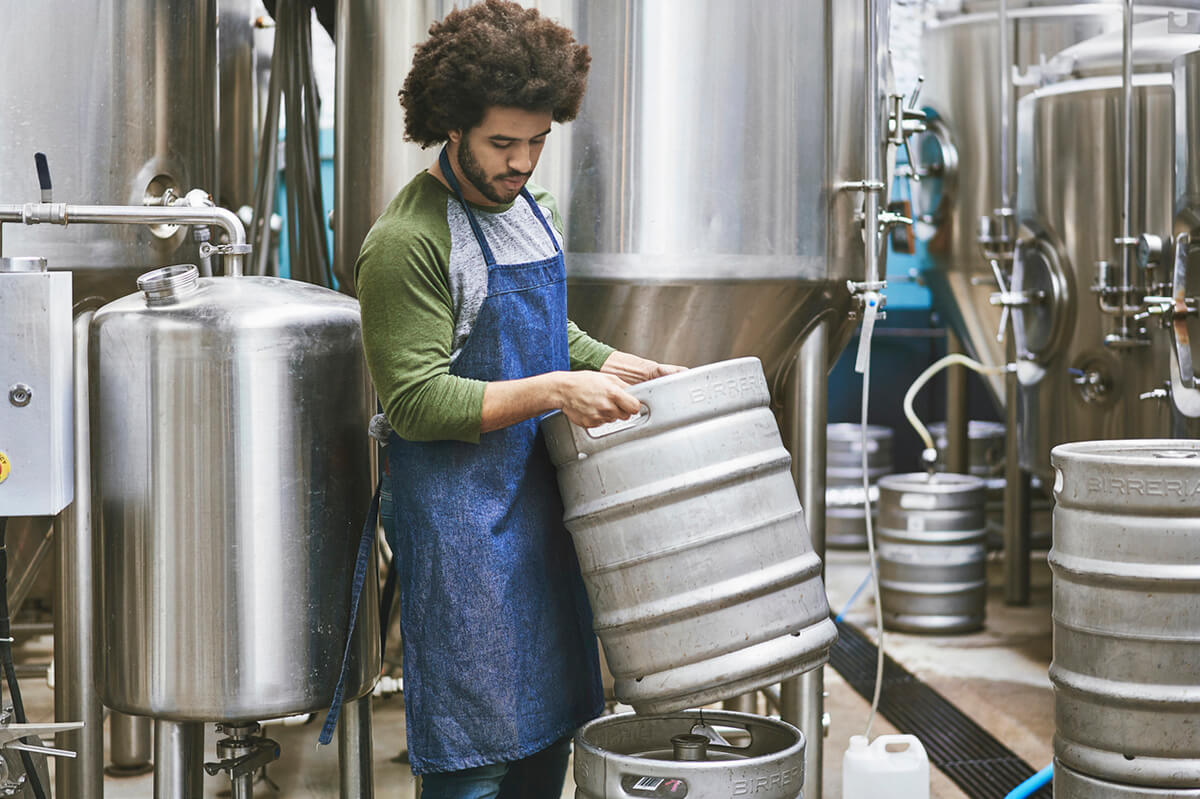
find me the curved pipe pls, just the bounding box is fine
[0,203,248,276]
[1005,763,1053,799]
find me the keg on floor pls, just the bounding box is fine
[825,424,893,550]
[91,266,380,722]
[929,421,1005,480]
[1054,759,1200,798]
[876,473,987,634]
[574,710,805,799]
[1049,440,1200,790]
[542,358,837,715]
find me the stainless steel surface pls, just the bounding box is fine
[339,695,374,799]
[218,0,259,213]
[825,424,893,551]
[542,358,836,715]
[877,472,988,634]
[108,713,153,775]
[92,270,379,721]
[1010,20,1200,476]
[722,694,758,714]
[863,0,886,287]
[0,204,249,276]
[0,0,216,298]
[153,720,204,799]
[1171,51,1200,417]
[921,3,1199,404]
[54,308,104,799]
[574,710,805,799]
[788,323,829,799]
[1049,439,1200,788]
[1055,759,1200,798]
[0,266,73,516]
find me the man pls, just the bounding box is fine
[355,2,678,796]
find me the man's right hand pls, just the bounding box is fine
[554,371,642,428]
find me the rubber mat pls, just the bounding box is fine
[829,620,1053,799]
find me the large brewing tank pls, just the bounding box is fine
[1049,439,1200,792]
[334,0,881,383]
[919,1,1200,408]
[542,358,837,715]
[91,265,379,722]
[1011,20,1200,476]
[574,710,805,799]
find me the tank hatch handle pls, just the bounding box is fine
[33,154,51,203]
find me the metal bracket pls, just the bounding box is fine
[199,242,253,259]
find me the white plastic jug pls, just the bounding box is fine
[842,734,930,799]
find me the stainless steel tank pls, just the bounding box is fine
[877,472,988,634]
[1011,20,1200,476]
[1049,439,1200,790]
[541,358,837,715]
[335,0,879,382]
[920,2,1199,407]
[825,424,893,550]
[91,265,379,722]
[574,710,805,799]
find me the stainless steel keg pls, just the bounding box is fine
[877,472,987,634]
[825,424,893,550]
[1049,440,1200,789]
[91,265,380,722]
[929,421,1005,480]
[574,710,805,799]
[1054,759,1200,799]
[542,357,837,715]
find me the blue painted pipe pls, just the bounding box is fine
[1005,763,1053,799]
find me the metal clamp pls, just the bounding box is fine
[198,242,253,259]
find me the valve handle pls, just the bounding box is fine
[33,153,51,202]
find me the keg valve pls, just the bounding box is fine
[671,733,710,762]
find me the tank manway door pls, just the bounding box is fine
[542,357,837,715]
[0,257,73,516]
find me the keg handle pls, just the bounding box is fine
[583,403,650,439]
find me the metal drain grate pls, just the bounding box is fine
[829,620,1052,799]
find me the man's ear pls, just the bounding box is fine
[447,129,462,144]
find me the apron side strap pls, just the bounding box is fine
[317,479,381,746]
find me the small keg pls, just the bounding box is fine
[1049,440,1200,789]
[825,424,893,550]
[574,710,805,799]
[1054,759,1200,798]
[929,420,1005,479]
[542,358,837,715]
[876,472,987,634]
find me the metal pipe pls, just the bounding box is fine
[54,308,104,799]
[0,203,248,276]
[1120,0,1135,335]
[998,0,1013,212]
[108,713,154,776]
[783,320,829,799]
[153,720,205,799]
[339,694,375,799]
[946,329,970,475]
[863,0,883,286]
[1003,333,1031,605]
[232,771,254,799]
[722,694,758,714]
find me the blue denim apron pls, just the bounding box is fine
[386,150,602,774]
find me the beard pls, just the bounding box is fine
[456,135,529,204]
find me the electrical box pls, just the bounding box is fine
[0,257,73,516]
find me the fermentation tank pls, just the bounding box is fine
[920,1,1200,408]
[91,265,379,722]
[1011,20,1200,474]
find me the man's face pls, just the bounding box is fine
[449,107,554,205]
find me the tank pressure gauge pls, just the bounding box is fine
[1137,234,1164,270]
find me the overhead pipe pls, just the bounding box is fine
[1119,0,1136,337]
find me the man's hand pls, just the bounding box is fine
[554,371,643,427]
[600,351,687,385]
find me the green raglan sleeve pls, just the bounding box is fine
[534,185,616,371]
[355,212,487,444]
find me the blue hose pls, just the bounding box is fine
[835,569,875,623]
[1005,763,1053,799]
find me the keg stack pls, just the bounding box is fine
[825,424,894,550]
[876,473,988,634]
[1049,440,1200,799]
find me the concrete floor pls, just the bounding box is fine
[13,546,1054,798]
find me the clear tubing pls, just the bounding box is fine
[902,354,1012,456]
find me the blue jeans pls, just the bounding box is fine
[419,737,572,799]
